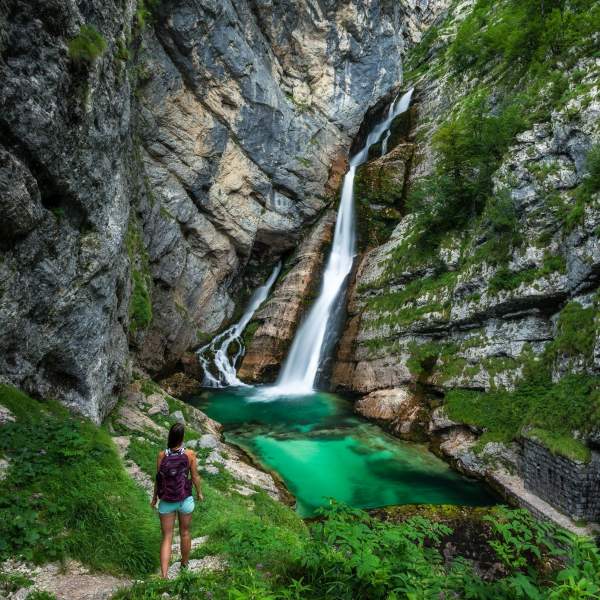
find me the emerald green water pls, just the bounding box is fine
[190,389,496,517]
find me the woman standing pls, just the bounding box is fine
[151,422,203,578]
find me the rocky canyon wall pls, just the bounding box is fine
[0,0,447,420]
[332,0,600,522]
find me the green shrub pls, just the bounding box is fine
[112,502,600,599]
[130,270,152,331]
[584,144,600,195]
[398,90,527,265]
[0,572,33,595]
[26,592,57,600]
[488,254,566,294]
[547,301,597,362]
[68,25,107,65]
[446,367,599,461]
[450,0,599,80]
[0,385,160,576]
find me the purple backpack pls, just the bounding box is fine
[157,447,192,502]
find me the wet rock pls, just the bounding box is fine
[356,387,416,420]
[355,387,428,439]
[239,211,336,381]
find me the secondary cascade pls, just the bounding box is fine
[197,262,281,387]
[266,88,414,396]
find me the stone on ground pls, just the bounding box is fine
[0,405,15,426]
[167,556,227,579]
[1,559,130,600]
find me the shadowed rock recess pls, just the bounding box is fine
[0,0,446,421]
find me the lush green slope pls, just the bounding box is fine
[0,384,159,576]
[1,387,599,598]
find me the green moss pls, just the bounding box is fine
[242,320,259,347]
[546,300,597,363]
[407,341,443,377]
[488,253,566,295]
[0,385,160,575]
[126,218,153,333]
[526,428,591,463]
[135,0,161,29]
[446,369,599,462]
[295,156,311,168]
[68,25,107,65]
[116,38,130,62]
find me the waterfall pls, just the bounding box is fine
[197,262,281,387]
[265,88,414,396]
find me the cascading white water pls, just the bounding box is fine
[265,88,414,396]
[197,262,281,387]
[380,95,398,156]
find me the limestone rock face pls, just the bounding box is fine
[0,0,447,419]
[333,48,600,400]
[238,211,336,382]
[355,386,428,438]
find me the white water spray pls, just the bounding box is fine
[197,262,281,387]
[264,88,414,397]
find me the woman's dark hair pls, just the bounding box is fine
[167,422,185,449]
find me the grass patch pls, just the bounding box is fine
[546,300,597,363]
[126,217,153,333]
[113,503,600,600]
[487,253,566,295]
[526,428,591,463]
[68,25,107,65]
[0,385,160,576]
[446,370,599,461]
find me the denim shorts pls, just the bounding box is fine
[158,495,195,515]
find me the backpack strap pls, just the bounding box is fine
[165,446,185,457]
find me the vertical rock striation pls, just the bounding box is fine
[0,0,447,419]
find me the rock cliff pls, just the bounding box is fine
[0,0,447,420]
[335,0,600,403]
[332,0,600,522]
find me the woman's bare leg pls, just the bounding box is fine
[159,512,177,578]
[178,512,193,567]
